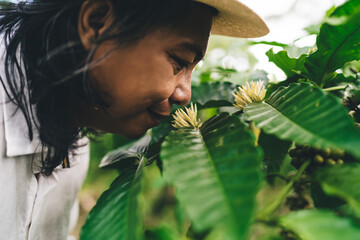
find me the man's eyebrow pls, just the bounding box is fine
[175,42,205,62]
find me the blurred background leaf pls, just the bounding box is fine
[279,210,360,240]
[314,164,360,215]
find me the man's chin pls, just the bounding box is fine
[102,117,154,139]
[118,127,148,140]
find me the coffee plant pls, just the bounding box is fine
[81,1,360,239]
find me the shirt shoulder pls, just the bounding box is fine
[0,38,42,157]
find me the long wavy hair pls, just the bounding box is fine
[0,0,213,175]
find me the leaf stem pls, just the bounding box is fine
[257,160,310,220]
[249,121,261,146]
[322,85,347,92]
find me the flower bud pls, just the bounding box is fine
[326,158,336,165]
[172,103,202,129]
[233,80,266,110]
[337,159,344,165]
[314,154,324,164]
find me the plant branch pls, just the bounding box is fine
[323,85,347,92]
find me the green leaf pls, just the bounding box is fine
[279,210,360,240]
[310,182,345,211]
[99,135,151,169]
[191,81,235,109]
[244,83,360,159]
[258,131,292,183]
[304,1,360,86]
[315,164,360,215]
[339,204,360,226]
[81,159,145,240]
[161,113,262,239]
[150,118,173,145]
[266,49,307,78]
[145,226,180,240]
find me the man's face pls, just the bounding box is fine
[77,3,214,139]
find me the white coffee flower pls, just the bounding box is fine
[172,103,202,129]
[233,80,266,110]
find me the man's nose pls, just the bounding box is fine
[169,74,191,106]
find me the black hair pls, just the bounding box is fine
[0,0,217,175]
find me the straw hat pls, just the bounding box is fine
[194,0,269,38]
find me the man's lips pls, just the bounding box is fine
[148,109,170,124]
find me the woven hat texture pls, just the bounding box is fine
[195,0,269,38]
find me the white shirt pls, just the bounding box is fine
[0,44,89,240]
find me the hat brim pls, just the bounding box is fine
[194,0,269,38]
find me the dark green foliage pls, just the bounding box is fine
[258,131,291,183]
[310,182,345,211]
[81,1,360,239]
[145,226,179,240]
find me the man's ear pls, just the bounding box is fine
[78,0,114,50]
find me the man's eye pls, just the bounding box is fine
[169,54,190,75]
